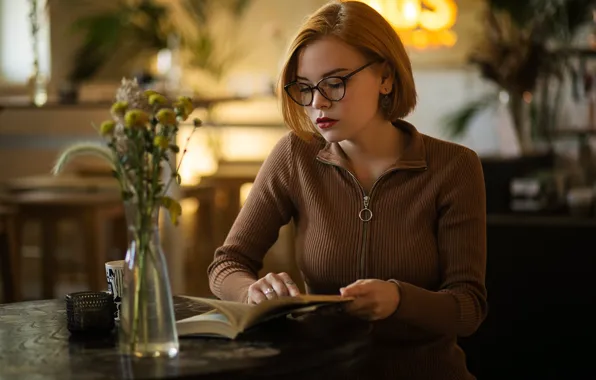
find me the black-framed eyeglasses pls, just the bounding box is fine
[284,61,377,107]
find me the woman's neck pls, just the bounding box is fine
[338,120,405,164]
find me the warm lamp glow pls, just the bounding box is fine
[180,197,199,216]
[156,49,172,76]
[402,0,420,27]
[359,0,458,49]
[419,0,457,31]
[176,123,286,185]
[176,127,219,185]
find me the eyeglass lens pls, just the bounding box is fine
[287,77,345,106]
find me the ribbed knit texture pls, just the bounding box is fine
[207,120,487,379]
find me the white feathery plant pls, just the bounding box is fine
[52,142,116,175]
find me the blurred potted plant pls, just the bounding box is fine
[59,0,251,102]
[58,0,172,103]
[178,0,252,82]
[445,0,594,154]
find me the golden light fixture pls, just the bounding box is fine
[359,0,458,49]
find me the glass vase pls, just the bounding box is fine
[119,201,179,358]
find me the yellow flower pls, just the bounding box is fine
[155,108,177,125]
[148,93,167,106]
[174,96,194,120]
[144,90,159,98]
[110,101,129,116]
[99,120,116,136]
[177,96,193,111]
[161,196,182,225]
[124,110,150,128]
[153,136,169,149]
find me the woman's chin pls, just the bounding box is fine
[318,129,346,143]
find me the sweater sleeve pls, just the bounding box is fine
[390,149,487,337]
[207,133,296,302]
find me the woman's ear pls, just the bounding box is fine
[379,63,394,95]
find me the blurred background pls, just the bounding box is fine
[1,0,595,378]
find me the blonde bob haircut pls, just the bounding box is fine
[278,0,417,139]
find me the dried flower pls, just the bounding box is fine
[111,101,129,116]
[155,109,176,125]
[148,93,168,106]
[177,96,193,114]
[116,78,152,113]
[124,110,150,128]
[174,96,194,121]
[100,120,116,136]
[153,136,169,149]
[53,77,200,233]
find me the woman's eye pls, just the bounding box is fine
[322,79,343,89]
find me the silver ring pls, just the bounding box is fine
[285,280,295,285]
[263,288,274,295]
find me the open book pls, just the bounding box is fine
[176,294,352,339]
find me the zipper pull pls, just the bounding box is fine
[359,195,373,222]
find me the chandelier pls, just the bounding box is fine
[358,0,458,49]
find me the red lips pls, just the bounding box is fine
[316,117,338,130]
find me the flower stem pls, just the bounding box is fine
[163,124,198,194]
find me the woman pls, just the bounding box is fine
[208,0,487,378]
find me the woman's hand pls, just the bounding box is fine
[340,279,401,321]
[247,272,301,304]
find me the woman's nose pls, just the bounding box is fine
[311,89,331,109]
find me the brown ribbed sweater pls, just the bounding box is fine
[207,120,487,379]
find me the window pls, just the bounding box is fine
[0,0,50,85]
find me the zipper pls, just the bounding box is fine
[359,195,370,279]
[359,195,372,221]
[317,157,428,279]
[317,157,426,218]
[357,173,391,279]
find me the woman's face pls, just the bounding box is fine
[295,36,388,143]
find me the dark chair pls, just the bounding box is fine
[0,199,20,303]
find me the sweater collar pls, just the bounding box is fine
[316,119,428,170]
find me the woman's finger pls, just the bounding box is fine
[344,295,377,318]
[340,282,370,298]
[248,280,269,304]
[248,288,267,304]
[265,273,290,297]
[260,282,278,300]
[344,302,371,319]
[277,272,301,296]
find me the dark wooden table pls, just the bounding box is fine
[0,297,371,380]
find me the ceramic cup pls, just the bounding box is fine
[105,260,125,320]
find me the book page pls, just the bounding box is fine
[238,294,352,330]
[179,296,254,328]
[180,294,352,334]
[176,310,240,339]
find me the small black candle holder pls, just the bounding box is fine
[65,291,115,335]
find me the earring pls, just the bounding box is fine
[381,94,391,109]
